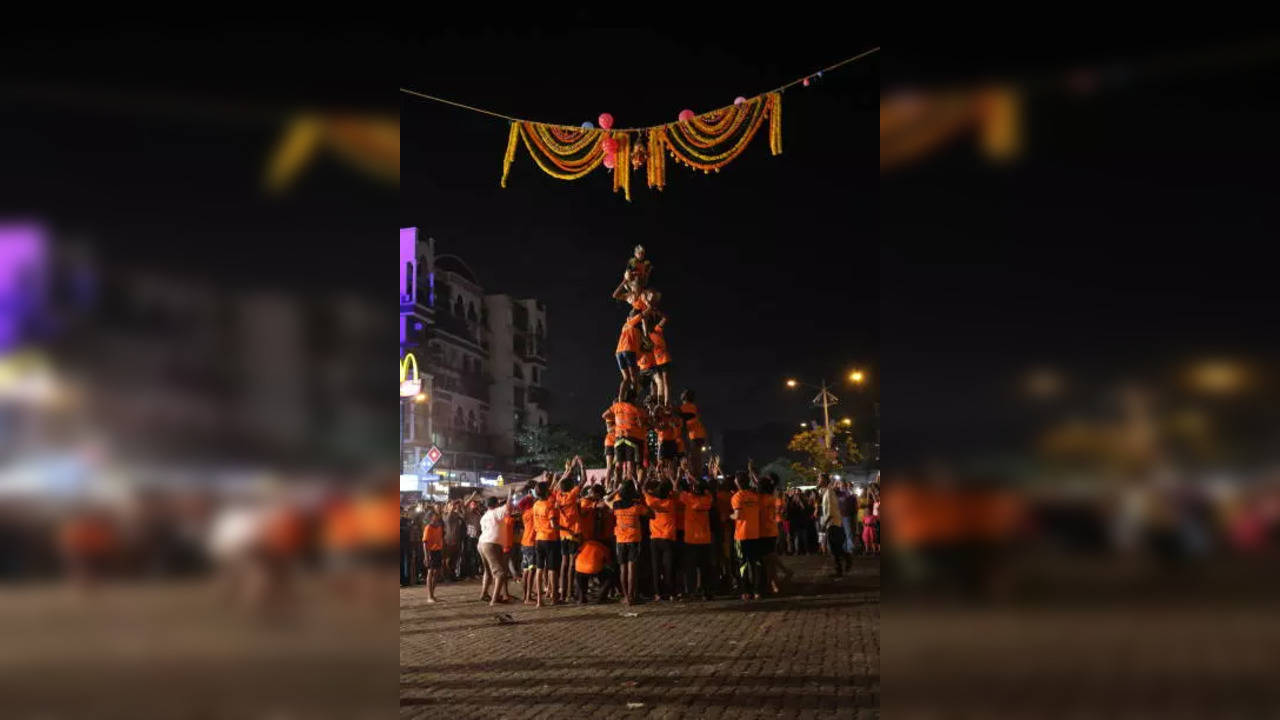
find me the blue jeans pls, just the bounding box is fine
[842,518,856,554]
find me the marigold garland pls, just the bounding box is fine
[501,91,783,197]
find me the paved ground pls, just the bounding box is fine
[400,553,880,719]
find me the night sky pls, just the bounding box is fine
[881,36,1280,466]
[403,28,879,452]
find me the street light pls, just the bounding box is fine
[849,370,865,384]
[786,376,849,449]
[840,417,852,426]
[414,392,428,403]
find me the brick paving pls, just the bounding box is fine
[400,554,880,719]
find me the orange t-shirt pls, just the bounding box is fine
[615,314,643,354]
[681,402,706,439]
[521,507,537,546]
[533,499,559,541]
[758,494,779,538]
[578,499,602,542]
[645,493,678,541]
[731,490,761,541]
[575,540,609,575]
[680,492,713,545]
[650,323,669,365]
[501,514,516,551]
[604,417,616,447]
[612,503,647,544]
[611,401,644,441]
[422,524,444,551]
[637,349,655,371]
[556,485,582,540]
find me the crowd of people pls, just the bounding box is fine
[404,245,882,606]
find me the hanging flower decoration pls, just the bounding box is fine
[502,92,782,199]
[646,93,782,189]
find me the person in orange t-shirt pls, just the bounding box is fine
[555,457,585,602]
[655,405,684,476]
[607,482,649,605]
[519,491,539,605]
[421,511,444,603]
[730,471,764,601]
[647,313,672,405]
[603,410,617,480]
[531,476,561,607]
[607,388,645,483]
[643,479,679,601]
[679,390,708,475]
[614,311,644,399]
[678,461,715,600]
[752,469,791,594]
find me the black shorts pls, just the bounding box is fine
[535,540,561,570]
[615,351,638,371]
[425,550,443,569]
[561,538,579,557]
[653,362,671,374]
[616,541,641,564]
[521,546,536,571]
[614,439,639,463]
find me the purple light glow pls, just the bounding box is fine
[0,222,48,353]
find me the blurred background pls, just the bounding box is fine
[1,26,397,717]
[880,33,1280,716]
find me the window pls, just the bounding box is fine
[453,295,464,317]
[453,407,464,427]
[405,262,414,299]
[467,302,478,322]
[532,367,540,384]
[513,363,523,380]
[514,387,525,407]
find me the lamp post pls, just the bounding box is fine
[786,370,867,451]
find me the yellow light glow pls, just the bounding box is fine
[414,392,428,403]
[849,370,864,383]
[786,379,798,388]
[841,417,852,426]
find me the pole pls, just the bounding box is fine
[821,381,832,450]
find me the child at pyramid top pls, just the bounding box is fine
[627,245,652,290]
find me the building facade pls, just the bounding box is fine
[400,227,548,481]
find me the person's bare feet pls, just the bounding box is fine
[426,597,437,604]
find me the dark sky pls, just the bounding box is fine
[880,36,1280,466]
[403,28,879,441]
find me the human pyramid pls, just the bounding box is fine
[418,245,858,608]
[514,245,798,607]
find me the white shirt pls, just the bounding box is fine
[478,503,510,544]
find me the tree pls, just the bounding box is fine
[785,423,862,484]
[514,423,603,470]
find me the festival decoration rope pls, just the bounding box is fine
[404,47,879,199]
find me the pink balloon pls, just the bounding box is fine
[678,109,695,122]
[734,96,746,105]
[803,77,811,87]
[603,153,617,169]
[602,137,618,153]
[598,113,614,130]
